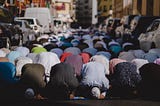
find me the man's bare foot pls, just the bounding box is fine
[99,94,105,99]
[69,94,75,99]
[34,94,47,100]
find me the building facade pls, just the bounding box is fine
[132,0,160,16]
[76,0,91,28]
[112,0,123,18]
[113,0,160,18]
[98,0,113,23]
[76,0,98,28]
[3,0,74,19]
[51,0,72,18]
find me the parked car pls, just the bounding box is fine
[138,19,160,51]
[14,19,36,45]
[14,17,43,36]
[0,6,22,48]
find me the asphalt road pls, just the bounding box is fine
[0,98,160,106]
[0,84,160,106]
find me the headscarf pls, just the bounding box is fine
[64,55,83,76]
[50,48,63,58]
[109,58,127,74]
[139,63,160,96]
[47,63,79,99]
[14,46,30,57]
[82,34,91,40]
[82,47,97,56]
[60,52,73,62]
[139,40,152,52]
[109,45,122,57]
[71,39,80,47]
[118,51,136,62]
[96,51,111,60]
[92,35,99,41]
[21,63,46,88]
[90,55,110,75]
[79,52,90,64]
[6,51,22,65]
[132,49,145,59]
[31,47,47,54]
[148,48,160,57]
[131,59,149,74]
[15,57,33,77]
[111,62,142,88]
[35,52,60,80]
[94,41,107,49]
[139,63,160,82]
[64,47,81,55]
[26,53,38,63]
[81,62,110,90]
[83,39,93,48]
[142,52,159,63]
[49,63,79,88]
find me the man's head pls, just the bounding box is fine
[91,87,100,99]
[25,88,35,99]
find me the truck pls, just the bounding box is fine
[24,7,54,34]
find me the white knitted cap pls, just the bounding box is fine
[91,87,100,99]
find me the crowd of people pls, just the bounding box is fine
[0,27,160,100]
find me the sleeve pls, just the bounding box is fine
[101,77,110,91]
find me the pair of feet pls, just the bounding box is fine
[34,94,47,100]
[69,94,106,100]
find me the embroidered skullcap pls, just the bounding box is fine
[91,87,100,99]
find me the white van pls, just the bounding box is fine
[14,17,43,35]
[24,7,54,34]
